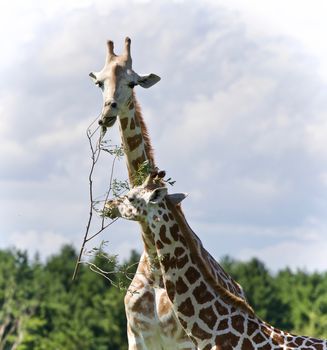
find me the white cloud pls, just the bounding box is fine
[189,220,327,271]
[237,177,287,199]
[1,230,71,260]
[239,235,327,272]
[162,75,277,154]
[320,172,327,187]
[305,116,327,157]
[214,0,327,80]
[34,120,87,149]
[1,0,327,272]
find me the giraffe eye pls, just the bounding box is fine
[128,196,135,202]
[128,81,137,89]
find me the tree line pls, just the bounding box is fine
[0,245,326,349]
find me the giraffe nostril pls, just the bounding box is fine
[111,102,117,108]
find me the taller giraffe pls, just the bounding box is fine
[106,174,327,350]
[90,38,245,349]
[90,37,195,349]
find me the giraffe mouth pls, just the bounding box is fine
[103,201,121,219]
[98,116,117,128]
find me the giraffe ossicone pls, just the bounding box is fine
[106,175,327,350]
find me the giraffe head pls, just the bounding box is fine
[105,173,187,221]
[90,37,161,128]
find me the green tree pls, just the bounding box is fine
[276,269,327,338]
[0,249,42,350]
[1,247,326,348]
[222,256,292,330]
[0,245,137,350]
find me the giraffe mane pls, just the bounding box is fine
[165,199,255,317]
[133,92,155,168]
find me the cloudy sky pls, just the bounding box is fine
[1,0,327,271]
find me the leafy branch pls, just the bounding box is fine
[131,160,152,186]
[80,241,139,294]
[72,118,127,281]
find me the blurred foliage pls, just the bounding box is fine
[221,256,327,339]
[0,247,326,349]
[132,160,152,186]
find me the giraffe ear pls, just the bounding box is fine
[148,187,168,204]
[89,72,97,83]
[136,73,161,88]
[166,193,188,205]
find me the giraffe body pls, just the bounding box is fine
[90,38,251,349]
[106,176,327,350]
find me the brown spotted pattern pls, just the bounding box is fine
[175,276,189,295]
[129,117,135,129]
[177,255,189,269]
[193,282,215,304]
[127,134,143,152]
[178,297,195,317]
[108,180,327,350]
[120,117,129,130]
[159,224,172,244]
[199,306,217,329]
[185,266,201,284]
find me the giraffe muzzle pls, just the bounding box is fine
[103,201,121,219]
[98,116,117,128]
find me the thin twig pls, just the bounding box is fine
[83,261,139,294]
[72,116,124,280]
[72,120,109,281]
[88,264,120,288]
[85,218,119,242]
[72,133,98,280]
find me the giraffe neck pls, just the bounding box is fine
[117,93,159,269]
[146,201,327,349]
[118,92,155,184]
[172,204,247,301]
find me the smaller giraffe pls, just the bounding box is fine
[106,174,327,350]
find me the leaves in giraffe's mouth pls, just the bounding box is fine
[102,204,120,220]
